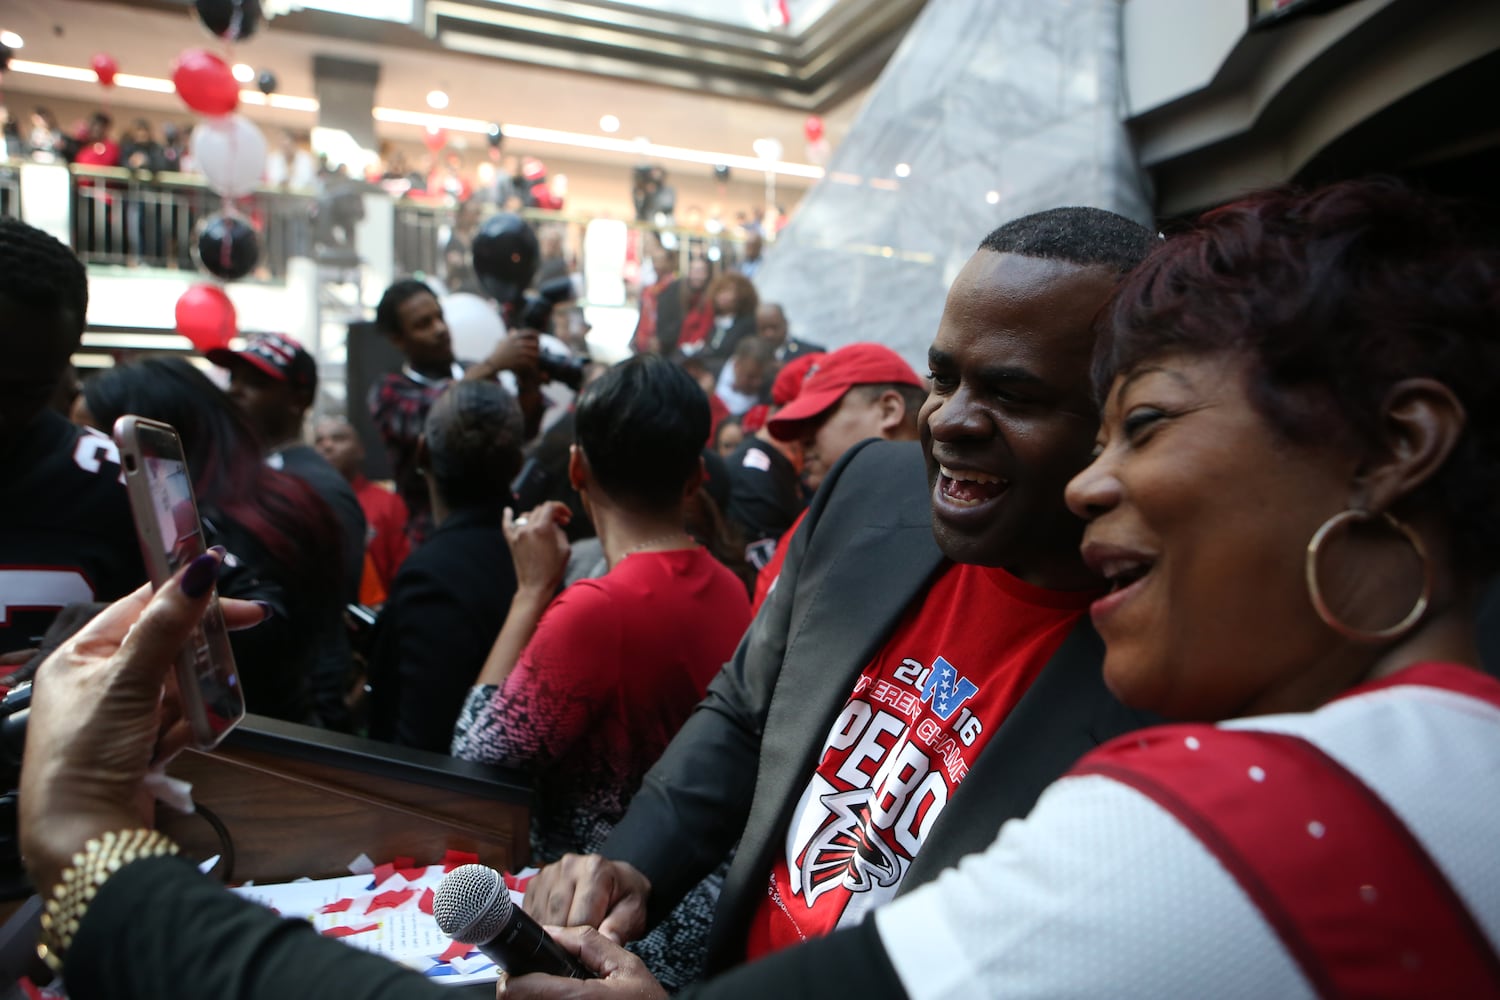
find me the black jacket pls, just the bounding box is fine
[368,508,517,753]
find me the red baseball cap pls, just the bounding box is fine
[768,343,923,441]
[207,332,318,392]
[770,352,825,408]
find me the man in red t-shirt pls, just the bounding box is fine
[313,416,410,601]
[523,208,1161,980]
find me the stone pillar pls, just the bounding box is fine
[754,0,1151,364]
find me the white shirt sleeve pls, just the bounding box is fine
[873,774,1314,1000]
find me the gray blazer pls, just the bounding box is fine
[605,438,1155,972]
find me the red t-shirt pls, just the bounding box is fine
[452,546,752,859]
[743,562,1096,959]
[352,475,411,594]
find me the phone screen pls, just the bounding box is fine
[117,417,246,747]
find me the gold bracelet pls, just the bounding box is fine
[36,829,181,975]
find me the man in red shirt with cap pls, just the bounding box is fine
[746,344,926,608]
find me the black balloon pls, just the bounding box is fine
[257,70,277,95]
[487,123,504,149]
[713,164,731,182]
[471,213,539,306]
[197,216,259,281]
[195,0,262,42]
[0,43,12,74]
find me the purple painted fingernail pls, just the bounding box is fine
[181,552,219,598]
[210,544,228,558]
[254,600,274,621]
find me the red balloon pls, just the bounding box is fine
[91,53,118,88]
[803,115,824,143]
[175,283,238,352]
[422,126,447,154]
[172,49,240,116]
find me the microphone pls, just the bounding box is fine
[432,864,592,979]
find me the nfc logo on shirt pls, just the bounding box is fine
[920,657,978,721]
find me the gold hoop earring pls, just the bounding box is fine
[1304,509,1432,643]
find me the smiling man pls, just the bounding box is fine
[522,207,1159,983]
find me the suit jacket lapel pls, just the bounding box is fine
[743,518,946,887]
[902,618,1158,888]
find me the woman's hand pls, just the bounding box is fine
[19,553,267,896]
[498,926,667,1000]
[505,502,572,597]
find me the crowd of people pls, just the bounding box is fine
[4,172,1500,998]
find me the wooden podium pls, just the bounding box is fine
[157,715,532,884]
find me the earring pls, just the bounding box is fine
[1304,509,1432,643]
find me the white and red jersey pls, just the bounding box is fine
[875,663,1500,999]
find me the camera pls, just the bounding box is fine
[516,277,586,390]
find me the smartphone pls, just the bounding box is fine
[114,416,246,749]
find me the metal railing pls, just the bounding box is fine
[68,165,317,279]
[391,201,755,303]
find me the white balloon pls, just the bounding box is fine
[192,114,268,197]
[443,292,506,363]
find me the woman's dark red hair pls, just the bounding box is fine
[1095,177,1500,574]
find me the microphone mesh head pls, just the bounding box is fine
[433,864,512,943]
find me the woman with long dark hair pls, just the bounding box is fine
[82,357,343,723]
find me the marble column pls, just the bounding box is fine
[754,0,1151,365]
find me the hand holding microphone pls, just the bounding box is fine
[433,864,592,979]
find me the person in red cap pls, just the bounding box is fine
[209,332,368,730]
[767,342,926,492]
[742,344,926,610]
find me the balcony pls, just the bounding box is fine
[4,159,751,410]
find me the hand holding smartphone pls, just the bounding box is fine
[114,416,246,749]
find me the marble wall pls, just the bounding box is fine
[753,0,1152,365]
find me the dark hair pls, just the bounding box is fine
[980,207,1157,276]
[82,357,344,594]
[0,218,89,346]
[733,335,776,366]
[375,279,436,337]
[1095,178,1500,574]
[424,380,525,510]
[575,356,709,511]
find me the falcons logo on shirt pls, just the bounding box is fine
[797,788,901,906]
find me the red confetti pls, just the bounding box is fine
[442,850,480,873]
[397,867,427,882]
[392,856,415,869]
[419,888,435,915]
[366,887,418,914]
[504,871,534,894]
[440,939,475,963]
[323,923,380,938]
[369,863,397,888]
[319,898,354,914]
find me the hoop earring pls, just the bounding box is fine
[1304,509,1432,643]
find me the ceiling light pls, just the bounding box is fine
[599,114,620,133]
[894,163,911,178]
[986,190,1001,205]
[233,63,256,83]
[426,90,449,110]
[752,137,784,162]
[0,31,24,49]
